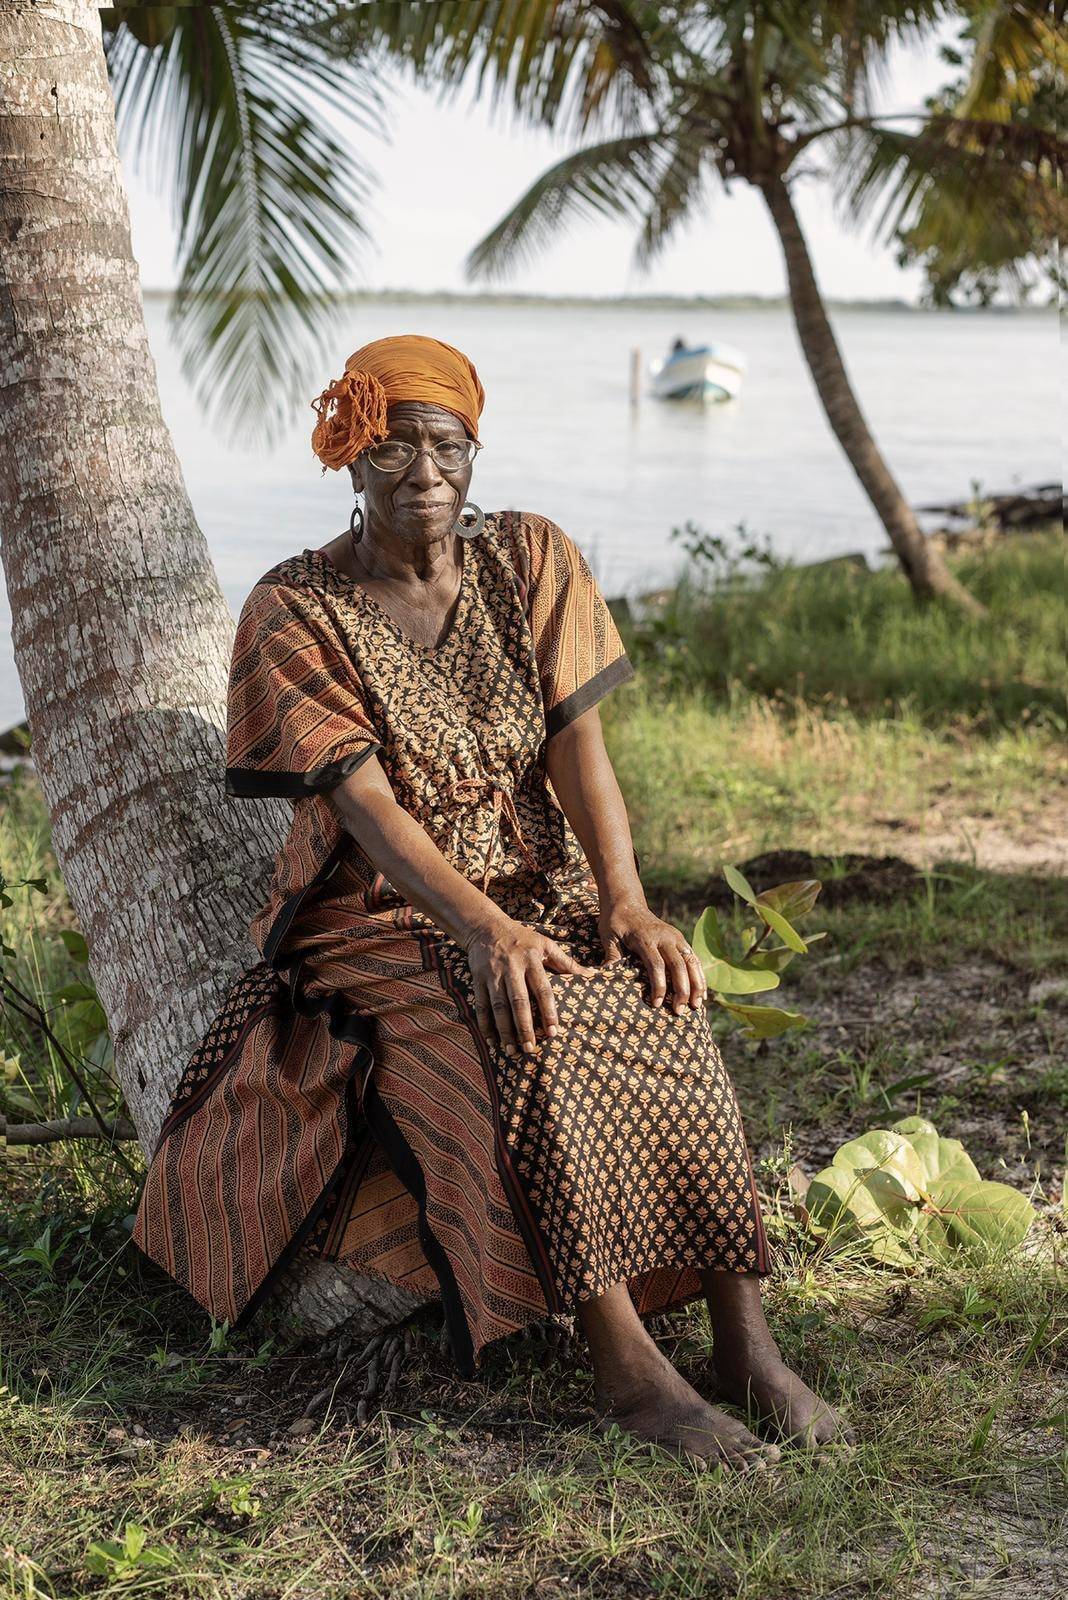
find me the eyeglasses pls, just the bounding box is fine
[362,438,483,474]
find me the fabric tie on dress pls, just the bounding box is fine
[447,774,553,901]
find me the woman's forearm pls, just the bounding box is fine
[544,711,646,909]
[328,780,508,950]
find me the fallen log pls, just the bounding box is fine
[3,1113,138,1145]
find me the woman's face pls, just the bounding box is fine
[348,401,474,546]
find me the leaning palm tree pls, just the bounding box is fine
[0,0,423,1339]
[339,0,1062,612]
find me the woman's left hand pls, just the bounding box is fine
[597,898,708,1012]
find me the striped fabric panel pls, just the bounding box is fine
[131,964,372,1327]
[515,512,636,738]
[225,581,383,798]
[293,915,555,1362]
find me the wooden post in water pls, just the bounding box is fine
[629,347,641,409]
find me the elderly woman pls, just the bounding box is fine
[134,334,849,1469]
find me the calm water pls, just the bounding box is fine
[0,296,1059,728]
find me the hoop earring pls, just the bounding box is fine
[349,498,364,545]
[453,501,485,540]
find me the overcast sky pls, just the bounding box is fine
[124,17,966,303]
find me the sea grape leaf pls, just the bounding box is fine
[890,1116,981,1188]
[713,998,806,1038]
[723,863,759,906]
[747,930,826,973]
[805,1119,1036,1266]
[692,906,780,992]
[930,1176,1035,1255]
[746,943,798,974]
[830,1131,926,1199]
[723,866,808,952]
[806,1165,919,1263]
[890,1115,937,1138]
[691,906,729,961]
[757,879,823,922]
[755,901,808,953]
[703,960,780,996]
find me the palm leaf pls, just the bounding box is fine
[833,115,1065,247]
[103,3,387,450]
[955,0,1066,121]
[330,0,666,136]
[632,127,710,271]
[463,132,670,281]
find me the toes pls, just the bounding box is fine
[711,1444,779,1475]
[714,1431,781,1473]
[795,1407,855,1450]
[818,1416,857,1451]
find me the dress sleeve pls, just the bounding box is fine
[516,511,636,739]
[224,581,384,799]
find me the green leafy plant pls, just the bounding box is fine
[1,1221,69,1278]
[669,519,784,593]
[0,869,48,970]
[85,1522,183,1580]
[204,1475,262,1522]
[690,868,825,1038]
[1,865,131,1185]
[803,1116,1036,1265]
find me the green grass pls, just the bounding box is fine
[1,531,1065,1597]
[3,785,1065,1596]
[621,525,1066,727]
[602,678,1063,892]
[1,1144,1063,1597]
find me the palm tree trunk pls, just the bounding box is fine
[0,0,416,1341]
[760,169,984,614]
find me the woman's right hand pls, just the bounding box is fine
[464,915,598,1057]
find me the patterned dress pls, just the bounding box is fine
[132,510,770,1374]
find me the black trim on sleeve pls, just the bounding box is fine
[545,655,636,740]
[224,741,383,799]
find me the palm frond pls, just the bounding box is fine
[463,133,670,281]
[632,129,710,272]
[834,115,1065,249]
[761,1,947,116]
[326,0,669,137]
[899,163,1066,282]
[104,3,388,451]
[955,0,1066,121]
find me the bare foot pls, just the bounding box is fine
[595,1346,782,1472]
[714,1351,854,1450]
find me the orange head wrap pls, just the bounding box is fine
[310,333,485,473]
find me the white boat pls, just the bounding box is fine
[649,340,747,402]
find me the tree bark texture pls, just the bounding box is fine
[761,169,984,615]
[0,0,422,1339]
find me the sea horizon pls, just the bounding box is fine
[140,286,1056,315]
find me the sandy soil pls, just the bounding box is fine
[860,792,1068,877]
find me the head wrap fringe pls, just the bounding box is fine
[309,333,485,474]
[310,369,389,474]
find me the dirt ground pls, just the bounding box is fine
[662,842,1067,1191]
[861,792,1068,877]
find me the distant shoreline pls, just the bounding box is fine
[140,287,1051,315]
